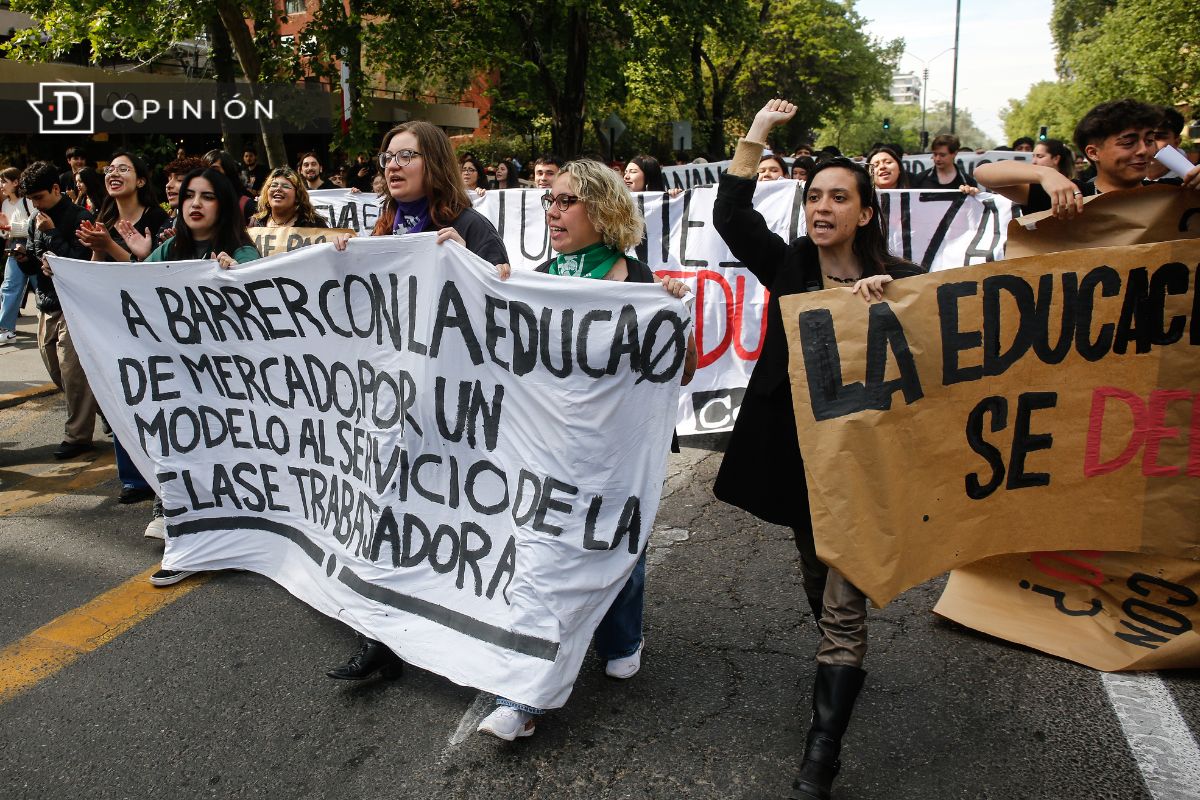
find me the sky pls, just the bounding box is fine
[854,0,1058,145]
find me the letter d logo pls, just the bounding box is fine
[28,82,95,134]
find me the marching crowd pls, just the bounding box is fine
[0,93,1197,797]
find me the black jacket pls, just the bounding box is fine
[23,196,94,312]
[710,172,921,530]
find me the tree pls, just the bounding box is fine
[1000,81,1090,145]
[1049,0,1117,75]
[4,0,299,166]
[817,100,996,156]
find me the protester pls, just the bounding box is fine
[17,161,99,460]
[241,146,269,193]
[59,146,88,203]
[75,149,169,504]
[1031,138,1075,178]
[712,99,924,800]
[757,153,788,181]
[1148,105,1186,184]
[913,134,977,192]
[155,157,206,243]
[299,153,336,191]
[492,159,520,189]
[76,150,168,264]
[326,120,509,682]
[477,158,696,741]
[203,149,257,223]
[73,167,105,213]
[460,154,488,197]
[251,167,329,228]
[973,98,1199,215]
[532,155,564,189]
[0,167,35,343]
[793,143,815,158]
[1012,137,1035,152]
[347,152,377,192]
[791,156,816,184]
[624,155,667,192]
[117,168,261,577]
[867,145,908,190]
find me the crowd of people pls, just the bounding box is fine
[0,92,1197,794]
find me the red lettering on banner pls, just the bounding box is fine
[694,269,733,369]
[731,276,767,360]
[1084,387,1198,478]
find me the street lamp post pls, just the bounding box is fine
[951,0,962,134]
[905,46,955,152]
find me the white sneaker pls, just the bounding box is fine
[0,329,16,343]
[144,516,166,539]
[605,641,643,679]
[477,706,535,741]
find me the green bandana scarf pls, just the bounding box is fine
[549,242,622,279]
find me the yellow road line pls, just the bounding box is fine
[0,566,209,704]
[0,450,117,516]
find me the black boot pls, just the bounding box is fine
[791,664,866,800]
[326,636,403,680]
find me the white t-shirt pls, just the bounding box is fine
[2,196,33,240]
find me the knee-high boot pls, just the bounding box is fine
[791,663,866,800]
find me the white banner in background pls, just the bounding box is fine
[309,184,1011,435]
[50,235,690,709]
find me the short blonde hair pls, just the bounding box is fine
[560,159,644,252]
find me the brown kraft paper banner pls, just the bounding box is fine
[778,239,1199,609]
[1005,185,1200,259]
[249,227,354,257]
[935,551,1200,671]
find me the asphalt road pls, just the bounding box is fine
[1,394,1197,800]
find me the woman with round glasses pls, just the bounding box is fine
[76,150,168,264]
[476,159,695,742]
[327,120,508,682]
[459,154,488,197]
[251,167,328,228]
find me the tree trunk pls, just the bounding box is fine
[214,0,288,168]
[206,19,241,158]
[555,6,589,158]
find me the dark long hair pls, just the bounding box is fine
[494,159,520,189]
[96,149,159,228]
[169,168,256,259]
[1038,138,1075,178]
[628,154,666,192]
[804,157,918,276]
[372,120,471,235]
[73,166,105,210]
[866,145,910,189]
[459,154,488,190]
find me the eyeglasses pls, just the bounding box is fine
[541,193,581,212]
[378,149,421,168]
[461,165,478,173]
[267,182,295,192]
[103,165,133,175]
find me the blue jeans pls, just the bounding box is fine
[113,435,150,491]
[0,256,35,332]
[498,552,646,715]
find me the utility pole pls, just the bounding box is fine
[951,0,961,134]
[921,67,929,151]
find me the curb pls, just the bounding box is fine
[0,383,60,410]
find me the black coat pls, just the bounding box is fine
[710,173,921,531]
[24,195,94,313]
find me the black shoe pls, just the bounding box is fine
[53,440,94,460]
[792,664,866,800]
[118,486,155,504]
[326,637,403,681]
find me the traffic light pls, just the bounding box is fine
[1038,125,1048,141]
[882,117,891,130]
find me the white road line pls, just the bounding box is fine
[442,525,693,749]
[1101,672,1200,800]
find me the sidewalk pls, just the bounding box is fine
[0,291,57,409]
